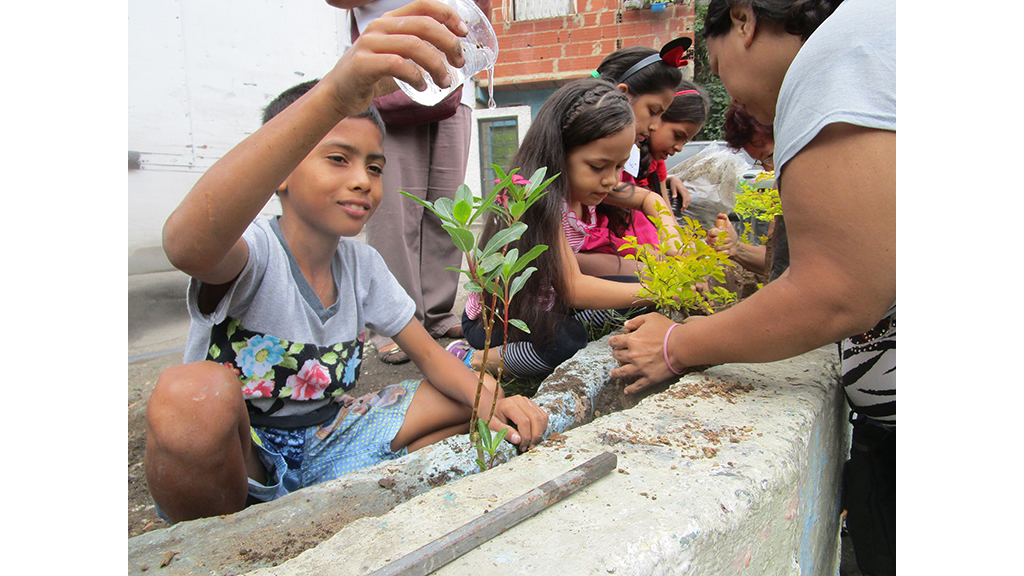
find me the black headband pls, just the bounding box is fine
[616,37,693,85]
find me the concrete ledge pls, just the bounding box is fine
[128,341,847,575]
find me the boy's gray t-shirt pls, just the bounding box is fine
[183,217,416,428]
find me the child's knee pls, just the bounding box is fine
[147,362,246,453]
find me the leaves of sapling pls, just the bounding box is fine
[452,184,476,225]
[453,199,472,226]
[478,253,507,294]
[508,244,547,276]
[524,173,558,211]
[482,222,527,258]
[525,167,547,195]
[478,252,505,276]
[509,318,530,333]
[491,427,509,450]
[501,248,520,273]
[477,418,492,446]
[434,197,456,223]
[509,267,536,299]
[398,190,457,227]
[455,183,474,207]
[442,225,476,254]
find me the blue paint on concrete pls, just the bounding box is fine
[798,423,826,575]
[442,491,459,508]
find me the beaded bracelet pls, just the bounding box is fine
[663,323,684,375]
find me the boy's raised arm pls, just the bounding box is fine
[162,0,470,285]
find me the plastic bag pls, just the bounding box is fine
[668,143,750,231]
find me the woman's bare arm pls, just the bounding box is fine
[609,123,895,392]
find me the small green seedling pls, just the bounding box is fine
[400,165,556,471]
[475,418,509,471]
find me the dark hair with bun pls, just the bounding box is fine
[703,0,844,41]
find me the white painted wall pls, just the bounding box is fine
[128,0,523,274]
[128,0,346,273]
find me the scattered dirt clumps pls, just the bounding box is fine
[539,431,568,448]
[426,470,454,488]
[233,521,347,570]
[663,376,755,405]
[538,371,587,396]
[597,377,757,460]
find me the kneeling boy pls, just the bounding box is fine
[145,1,548,524]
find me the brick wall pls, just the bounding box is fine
[486,0,696,91]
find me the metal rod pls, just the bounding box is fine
[367,451,618,576]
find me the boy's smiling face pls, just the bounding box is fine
[278,116,385,239]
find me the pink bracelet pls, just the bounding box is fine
[663,323,683,375]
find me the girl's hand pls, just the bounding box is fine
[706,212,738,257]
[320,0,469,116]
[641,192,683,256]
[488,396,549,451]
[608,312,681,394]
[665,176,691,212]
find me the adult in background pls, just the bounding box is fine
[724,102,774,172]
[706,104,786,279]
[327,0,486,364]
[609,1,895,573]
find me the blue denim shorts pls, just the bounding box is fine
[248,379,420,501]
[156,379,419,521]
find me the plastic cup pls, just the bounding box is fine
[395,0,499,106]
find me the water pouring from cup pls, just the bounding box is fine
[395,0,499,106]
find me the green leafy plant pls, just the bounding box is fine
[400,165,555,471]
[620,206,737,320]
[475,418,509,472]
[733,171,780,244]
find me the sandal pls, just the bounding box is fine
[445,340,475,369]
[377,344,409,365]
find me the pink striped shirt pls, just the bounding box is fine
[465,202,596,320]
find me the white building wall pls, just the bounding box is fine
[129,0,527,274]
[128,0,347,273]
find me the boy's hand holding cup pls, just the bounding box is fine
[321,0,470,116]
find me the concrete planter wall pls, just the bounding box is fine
[128,338,848,575]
